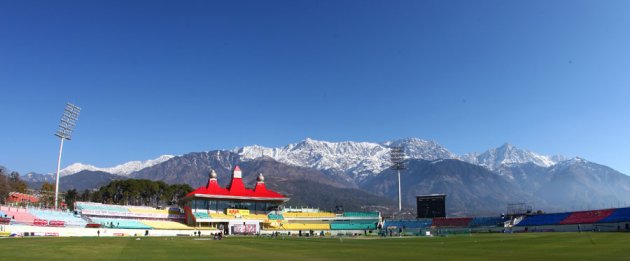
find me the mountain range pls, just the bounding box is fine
[12,138,630,215]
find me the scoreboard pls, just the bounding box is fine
[416,194,446,218]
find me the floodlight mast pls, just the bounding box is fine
[390,146,406,212]
[54,103,81,209]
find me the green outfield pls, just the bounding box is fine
[1,233,628,260]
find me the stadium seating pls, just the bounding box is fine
[209,213,234,219]
[515,213,571,226]
[559,209,615,225]
[469,217,505,227]
[75,202,129,213]
[243,214,268,220]
[0,206,37,224]
[283,212,336,218]
[267,213,284,220]
[279,223,330,230]
[432,217,473,228]
[261,221,282,229]
[384,219,432,229]
[331,220,377,230]
[140,220,192,230]
[598,207,630,223]
[127,207,170,215]
[91,218,152,229]
[342,212,380,218]
[29,208,88,227]
[193,212,210,219]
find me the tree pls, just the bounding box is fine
[89,179,193,207]
[80,189,91,201]
[0,170,10,204]
[8,171,27,193]
[40,182,55,207]
[65,189,78,211]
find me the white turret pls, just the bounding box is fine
[233,166,242,179]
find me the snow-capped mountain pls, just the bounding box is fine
[59,155,175,177]
[238,138,390,181]
[383,138,458,160]
[462,143,564,171]
[237,138,457,181]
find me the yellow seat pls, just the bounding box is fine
[243,214,268,220]
[140,220,193,230]
[209,213,234,219]
[277,223,330,230]
[128,208,170,215]
[283,212,336,218]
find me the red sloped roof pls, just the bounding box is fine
[7,192,39,203]
[185,167,288,201]
[253,182,286,198]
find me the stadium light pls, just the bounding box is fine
[390,146,406,212]
[54,102,81,209]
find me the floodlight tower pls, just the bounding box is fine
[54,103,81,209]
[390,146,406,212]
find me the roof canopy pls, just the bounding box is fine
[185,167,289,202]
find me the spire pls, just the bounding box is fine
[233,165,242,179]
[254,173,268,193]
[206,169,219,188]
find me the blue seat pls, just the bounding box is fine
[598,207,630,223]
[516,213,570,226]
[384,219,432,229]
[91,218,152,229]
[28,208,88,226]
[470,217,505,227]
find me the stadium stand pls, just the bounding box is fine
[432,217,473,228]
[469,217,505,227]
[209,213,234,219]
[29,208,88,227]
[91,218,152,229]
[140,220,192,230]
[279,223,330,230]
[0,206,37,224]
[283,212,336,218]
[559,209,615,225]
[127,207,169,215]
[342,212,380,218]
[75,202,129,213]
[331,220,377,230]
[243,214,268,220]
[598,207,630,223]
[515,213,571,226]
[193,212,210,219]
[261,221,282,229]
[384,219,432,229]
[267,213,284,220]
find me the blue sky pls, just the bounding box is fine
[1,0,629,175]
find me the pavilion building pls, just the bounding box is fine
[182,166,289,234]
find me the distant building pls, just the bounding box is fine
[182,166,289,234]
[6,192,40,204]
